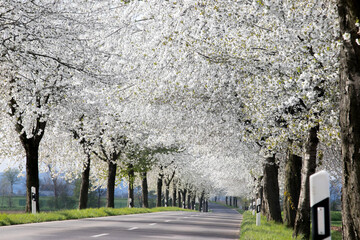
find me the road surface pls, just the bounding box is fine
[0,203,242,240]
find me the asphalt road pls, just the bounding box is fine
[0,203,242,240]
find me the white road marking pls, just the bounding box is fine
[128,227,139,231]
[91,233,109,238]
[149,223,157,226]
[164,220,171,222]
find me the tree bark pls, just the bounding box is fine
[293,126,319,239]
[156,172,163,207]
[199,191,204,212]
[140,171,148,208]
[262,155,282,223]
[180,189,187,208]
[191,193,196,210]
[178,190,182,208]
[164,171,175,207]
[24,139,41,213]
[283,152,302,228]
[106,161,117,208]
[187,191,191,209]
[338,0,360,239]
[128,164,135,208]
[172,181,177,207]
[79,155,91,210]
[164,183,170,207]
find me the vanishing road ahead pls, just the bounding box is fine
[0,203,242,240]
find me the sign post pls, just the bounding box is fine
[310,170,331,240]
[256,198,261,226]
[31,186,37,214]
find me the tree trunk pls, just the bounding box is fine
[165,181,170,207]
[178,190,182,208]
[140,171,148,208]
[199,191,205,212]
[172,181,177,207]
[338,0,360,239]
[192,193,196,210]
[225,196,228,205]
[293,126,319,238]
[156,172,163,207]
[262,155,282,223]
[128,164,135,208]
[79,155,91,210]
[187,191,191,209]
[182,189,187,208]
[24,139,40,213]
[106,161,117,208]
[284,152,302,228]
[10,98,46,213]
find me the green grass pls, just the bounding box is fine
[0,207,193,226]
[0,196,157,211]
[239,211,302,240]
[239,211,342,240]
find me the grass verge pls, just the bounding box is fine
[239,211,302,240]
[0,207,193,226]
[239,211,342,240]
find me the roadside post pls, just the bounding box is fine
[256,198,261,226]
[31,186,37,214]
[252,200,256,215]
[310,170,331,240]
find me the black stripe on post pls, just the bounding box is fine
[311,197,331,239]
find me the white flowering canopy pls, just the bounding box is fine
[0,0,340,197]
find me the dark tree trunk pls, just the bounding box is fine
[24,140,40,213]
[164,182,170,207]
[172,181,177,207]
[199,191,204,212]
[178,190,182,208]
[229,196,232,206]
[182,189,187,208]
[187,191,191,209]
[140,171,148,208]
[338,0,360,238]
[225,196,228,205]
[106,161,117,208]
[293,126,319,239]
[128,164,135,208]
[284,152,302,228]
[192,193,196,210]
[79,155,91,210]
[156,172,163,207]
[262,155,282,223]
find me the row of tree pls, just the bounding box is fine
[0,0,359,239]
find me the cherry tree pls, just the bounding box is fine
[337,0,360,238]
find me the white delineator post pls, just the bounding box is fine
[252,201,256,215]
[256,198,261,226]
[310,170,331,240]
[31,186,37,214]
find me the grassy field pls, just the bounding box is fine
[0,196,156,212]
[0,207,193,226]
[239,211,342,240]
